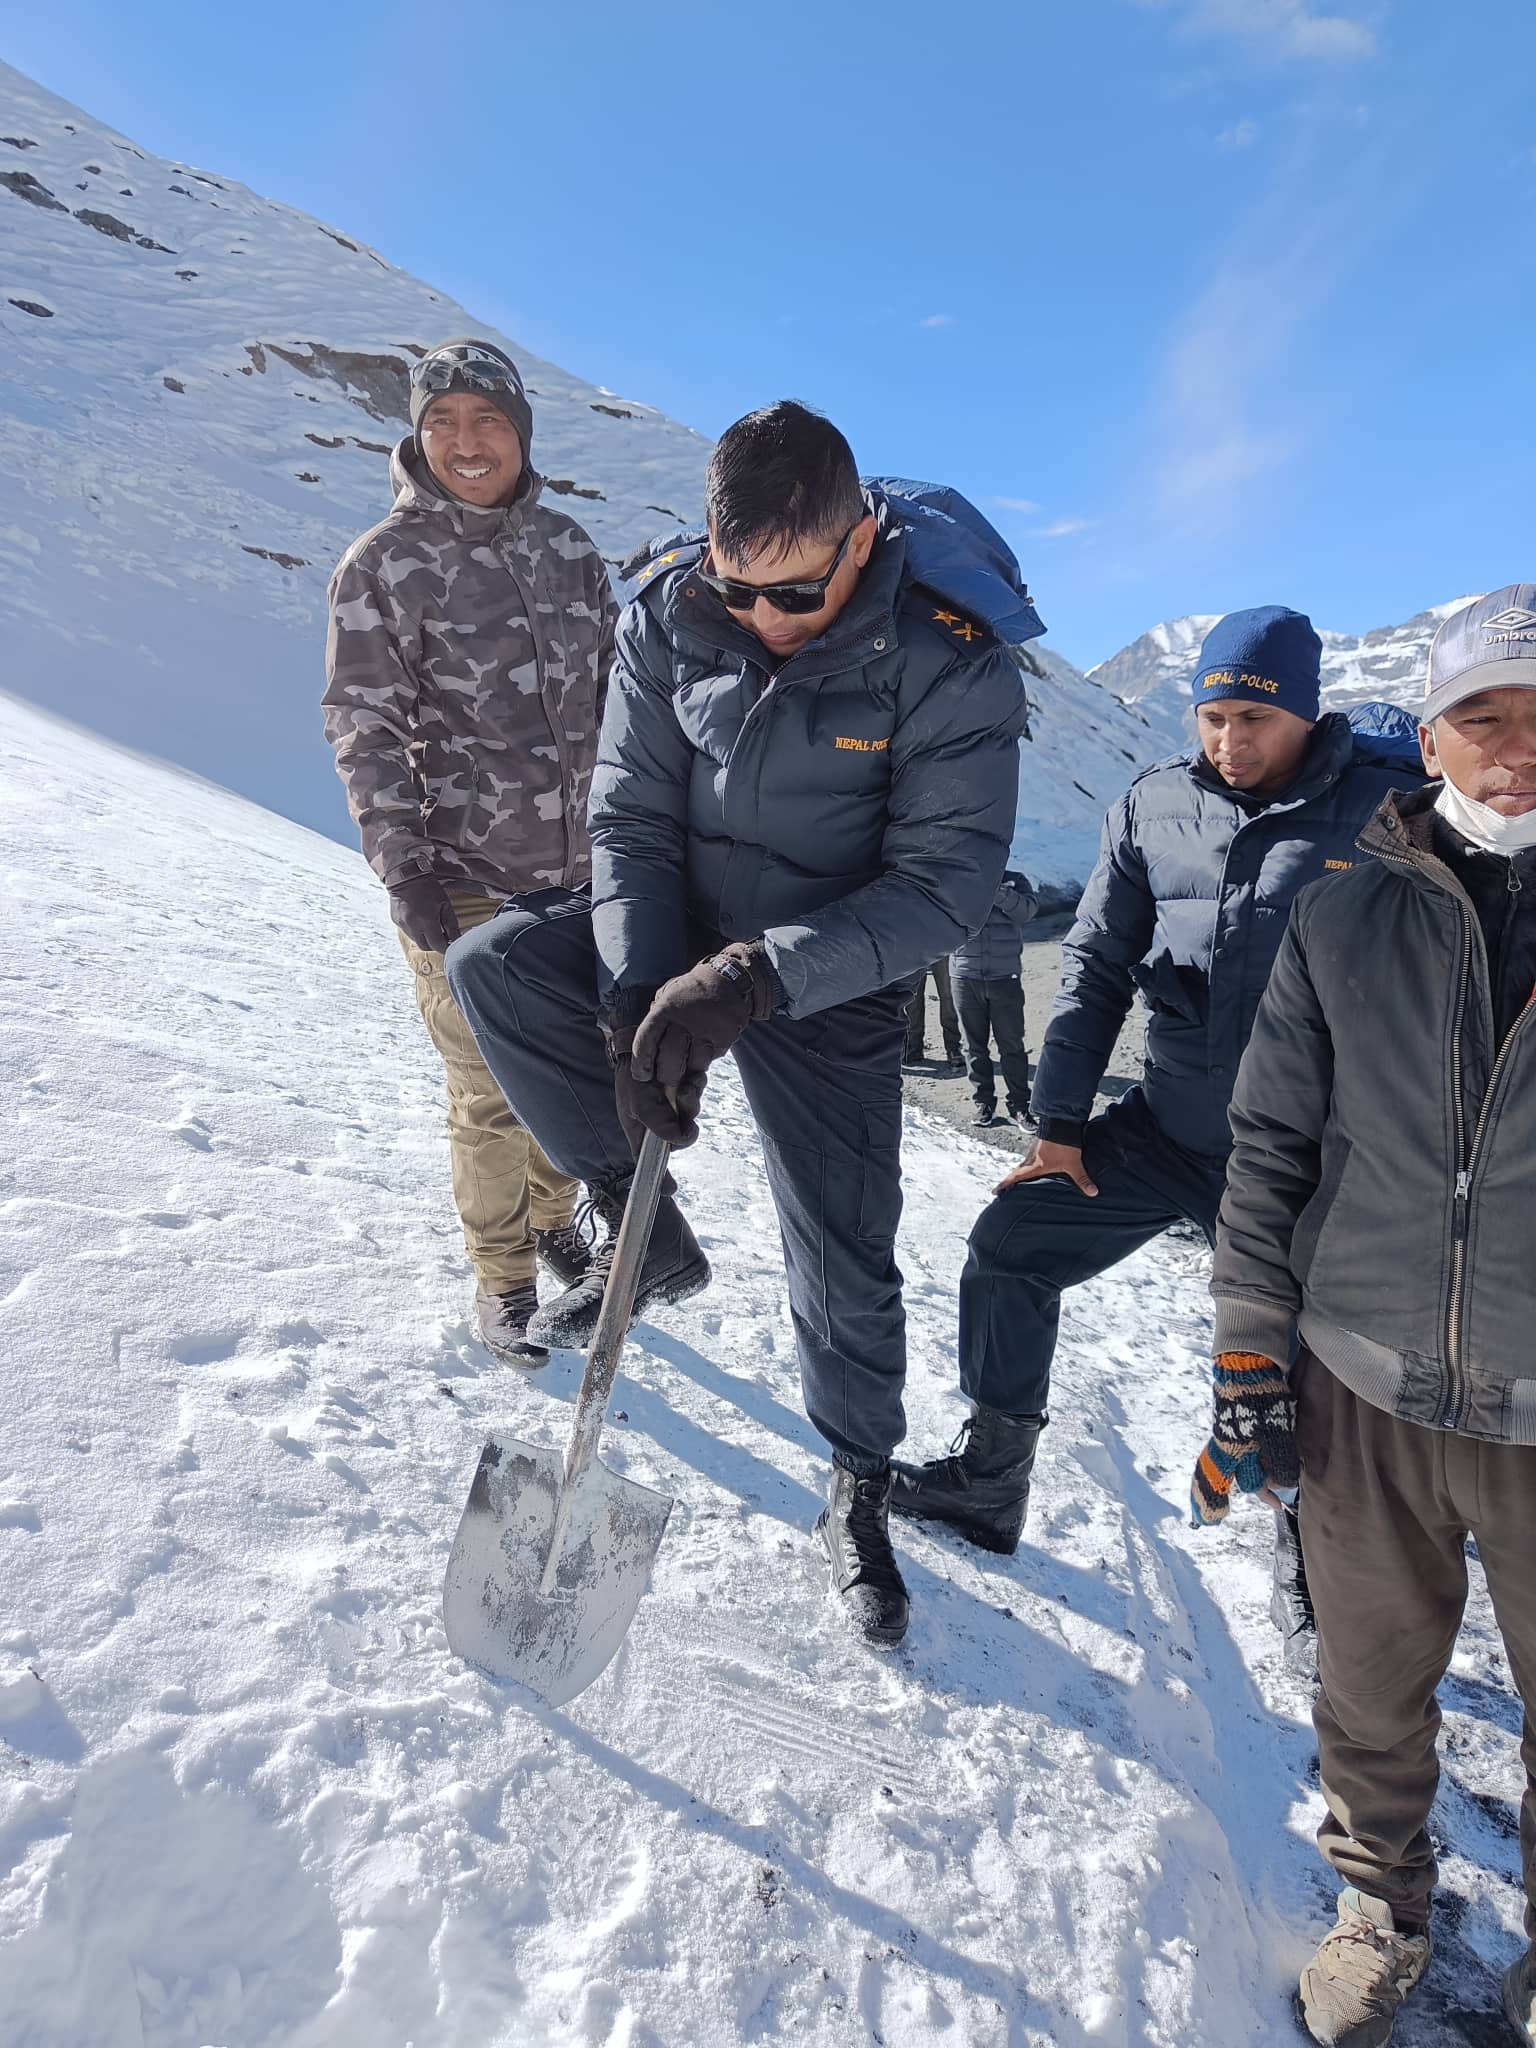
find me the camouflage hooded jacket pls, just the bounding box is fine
[323,439,618,896]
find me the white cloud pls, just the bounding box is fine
[919,312,955,329]
[1216,117,1261,148]
[992,495,1039,514]
[1032,517,1093,539]
[1139,0,1376,61]
[1150,254,1311,534]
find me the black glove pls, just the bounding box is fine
[611,1026,706,1151]
[632,944,778,1093]
[388,875,460,955]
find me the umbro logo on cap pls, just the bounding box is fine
[1426,584,1536,718]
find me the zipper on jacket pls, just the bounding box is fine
[500,533,580,884]
[1371,835,1483,1427]
[1442,912,1473,1430]
[712,661,785,920]
[1444,996,1536,1422]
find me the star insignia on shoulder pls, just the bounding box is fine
[639,549,681,586]
[933,607,984,643]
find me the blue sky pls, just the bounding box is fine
[7,1,1532,667]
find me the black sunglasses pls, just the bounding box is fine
[412,347,524,401]
[696,524,858,616]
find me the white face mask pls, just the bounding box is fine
[1434,775,1536,854]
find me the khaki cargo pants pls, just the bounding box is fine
[398,890,578,1292]
[1297,1349,1536,1936]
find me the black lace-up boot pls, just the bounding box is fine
[815,1465,910,1645]
[533,1214,596,1288]
[889,1405,1046,1555]
[525,1178,709,1350]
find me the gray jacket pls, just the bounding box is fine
[590,493,1030,1022]
[950,871,1038,980]
[323,439,617,895]
[1212,786,1536,1444]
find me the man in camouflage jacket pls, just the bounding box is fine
[322,338,617,1363]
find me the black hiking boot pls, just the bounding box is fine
[889,1404,1046,1555]
[525,1180,709,1350]
[533,1217,595,1288]
[815,1465,909,1645]
[474,1282,547,1365]
[1271,1498,1319,1680]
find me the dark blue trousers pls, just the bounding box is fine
[446,889,911,1472]
[959,1089,1228,1415]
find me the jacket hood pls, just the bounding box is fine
[387,434,544,537]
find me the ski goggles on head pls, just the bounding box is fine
[695,523,857,616]
[411,347,523,401]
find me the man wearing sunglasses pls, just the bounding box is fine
[448,400,1032,1646]
[324,337,616,1367]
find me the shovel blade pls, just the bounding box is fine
[443,1435,672,1707]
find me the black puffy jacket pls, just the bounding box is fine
[588,492,1031,1020]
[1031,709,1426,1156]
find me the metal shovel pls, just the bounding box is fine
[442,1128,675,1707]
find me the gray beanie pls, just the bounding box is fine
[409,338,534,464]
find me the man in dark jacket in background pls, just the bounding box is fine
[950,868,1039,1127]
[1192,586,1536,2047]
[323,340,614,1363]
[903,959,964,1073]
[891,607,1425,1648]
[447,401,1033,1645]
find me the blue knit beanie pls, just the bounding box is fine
[1191,606,1322,722]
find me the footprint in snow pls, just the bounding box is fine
[169,1331,245,1367]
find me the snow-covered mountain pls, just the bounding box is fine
[1093,600,1478,749]
[0,61,1164,894]
[5,685,1524,2045]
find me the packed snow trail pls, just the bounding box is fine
[0,691,1525,2046]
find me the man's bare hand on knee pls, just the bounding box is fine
[994,1141,1099,1199]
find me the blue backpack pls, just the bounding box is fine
[1346,700,1423,774]
[871,477,1046,648]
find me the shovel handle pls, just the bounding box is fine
[561,1127,671,1495]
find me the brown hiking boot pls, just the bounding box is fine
[474,1283,547,1366]
[1297,1889,1430,2046]
[1503,1945,1536,2042]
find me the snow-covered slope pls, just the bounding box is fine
[1093,600,1478,748]
[2,691,1525,2045]
[0,61,1160,896]
[1009,641,1176,893]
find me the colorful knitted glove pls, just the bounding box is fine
[1190,1351,1299,1527]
